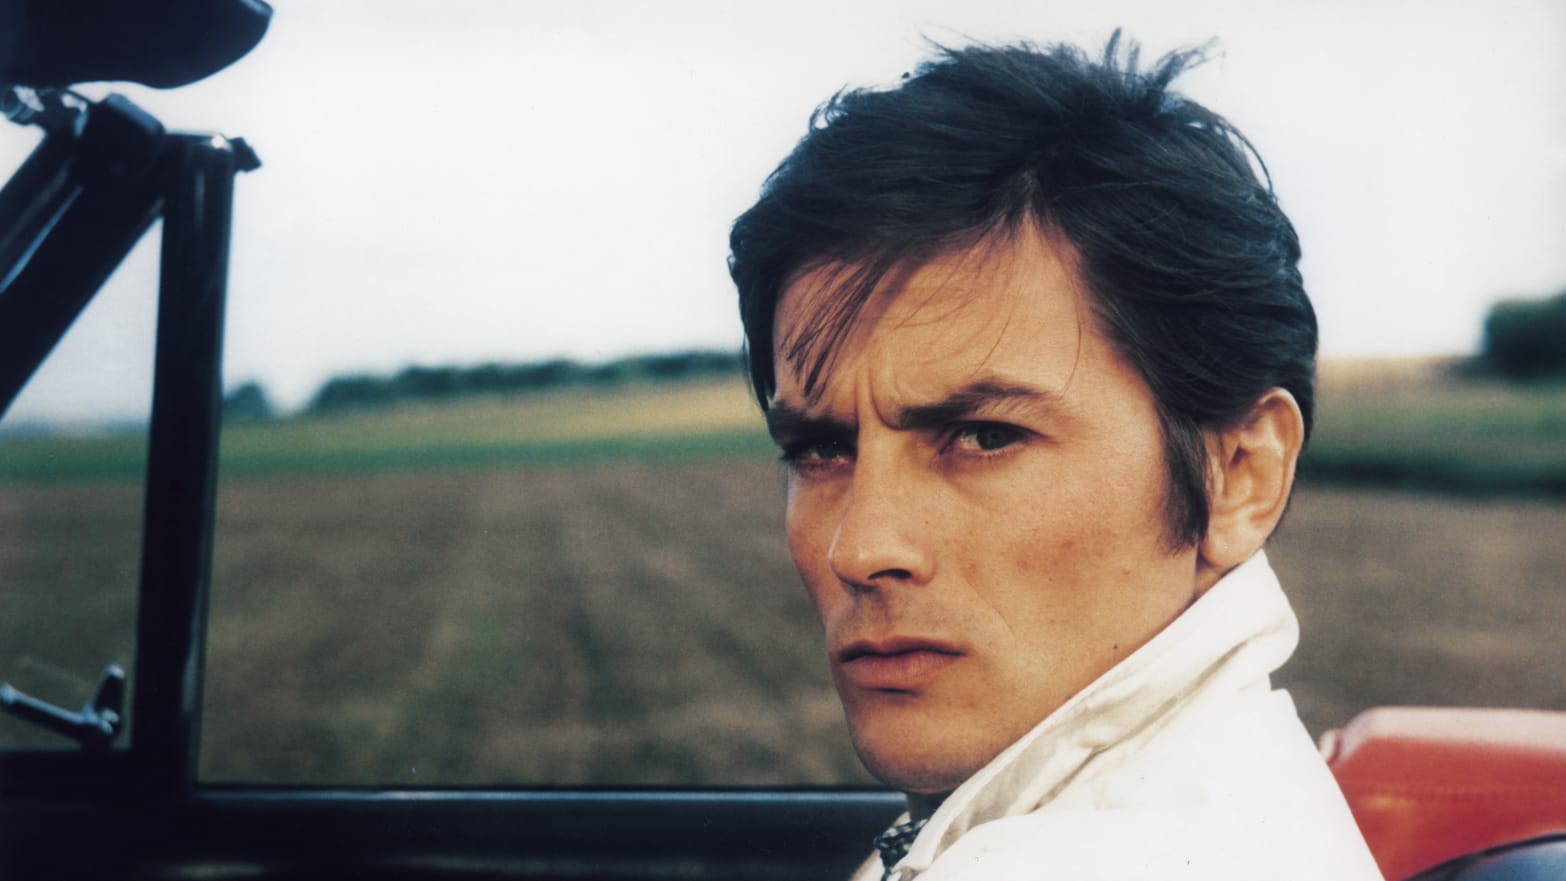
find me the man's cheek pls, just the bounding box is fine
[786,531,841,630]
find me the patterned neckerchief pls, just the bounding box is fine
[872,816,929,879]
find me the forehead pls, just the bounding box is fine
[771,230,1098,403]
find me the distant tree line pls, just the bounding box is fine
[1480,289,1566,379]
[221,294,1557,422]
[306,349,744,414]
[222,381,275,422]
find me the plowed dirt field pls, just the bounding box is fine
[3,461,1563,786]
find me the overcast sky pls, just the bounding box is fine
[6,0,1565,424]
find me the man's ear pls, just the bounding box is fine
[1197,388,1305,588]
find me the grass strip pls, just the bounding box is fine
[4,372,1564,496]
[0,429,779,484]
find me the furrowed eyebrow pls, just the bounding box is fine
[765,400,852,444]
[766,379,1056,442]
[890,380,1059,431]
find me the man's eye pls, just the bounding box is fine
[951,423,1024,453]
[780,439,853,466]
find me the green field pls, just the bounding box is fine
[1305,360,1566,495]
[3,363,1563,495]
[0,377,775,482]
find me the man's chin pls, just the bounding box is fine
[848,718,983,797]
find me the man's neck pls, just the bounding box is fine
[905,791,951,823]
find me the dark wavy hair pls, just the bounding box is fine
[728,33,1316,549]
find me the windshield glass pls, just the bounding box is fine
[0,213,155,752]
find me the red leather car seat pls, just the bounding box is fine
[1321,707,1566,881]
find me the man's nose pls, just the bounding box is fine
[826,451,933,591]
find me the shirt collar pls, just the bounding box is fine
[888,551,1300,877]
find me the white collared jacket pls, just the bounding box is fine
[853,552,1384,881]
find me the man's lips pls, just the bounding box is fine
[833,638,964,691]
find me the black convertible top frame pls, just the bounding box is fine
[0,90,252,800]
[0,90,900,879]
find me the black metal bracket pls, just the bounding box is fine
[0,665,125,751]
[132,128,257,797]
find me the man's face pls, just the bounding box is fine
[768,231,1203,796]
